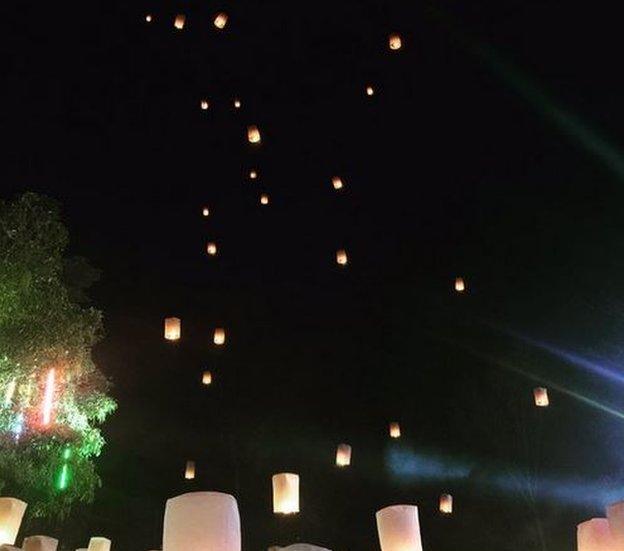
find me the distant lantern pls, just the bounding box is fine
[607,501,624,546]
[87,537,111,551]
[0,498,27,546]
[335,444,352,467]
[22,535,59,551]
[454,277,465,293]
[207,242,217,256]
[202,207,210,217]
[234,99,242,109]
[439,494,453,514]
[145,14,153,23]
[249,170,258,180]
[201,100,209,111]
[533,387,549,407]
[247,125,261,144]
[389,33,402,50]
[202,371,212,386]
[366,85,375,96]
[214,12,228,29]
[376,505,422,551]
[577,518,618,551]
[336,249,348,266]
[213,328,226,346]
[164,317,181,341]
[272,473,300,514]
[185,461,196,480]
[260,194,270,206]
[174,14,186,30]
[389,422,401,438]
[332,176,344,190]
[163,492,241,551]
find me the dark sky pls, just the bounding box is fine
[5,1,624,550]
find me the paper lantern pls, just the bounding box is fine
[389,33,402,50]
[247,125,261,144]
[331,176,343,190]
[202,207,210,217]
[366,85,375,96]
[22,535,59,551]
[272,473,299,514]
[163,492,241,551]
[234,99,241,109]
[260,194,270,205]
[0,498,27,545]
[214,12,228,29]
[607,502,624,546]
[533,387,549,407]
[207,242,217,256]
[87,538,111,551]
[577,518,618,551]
[213,328,226,346]
[202,371,212,386]
[249,170,258,179]
[200,100,209,111]
[389,422,401,438]
[335,443,352,467]
[185,460,196,480]
[145,14,153,23]
[336,249,348,266]
[376,505,423,551]
[439,494,453,514]
[454,277,465,292]
[164,317,181,341]
[174,15,186,30]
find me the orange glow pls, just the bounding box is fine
[202,207,210,217]
[332,176,344,190]
[42,368,56,426]
[247,125,261,144]
[249,169,258,179]
[389,33,402,50]
[439,494,453,514]
[336,249,348,266]
[202,371,212,385]
[389,421,401,438]
[454,277,465,292]
[174,14,186,30]
[185,460,195,480]
[260,194,269,205]
[234,98,241,109]
[366,85,375,96]
[145,14,153,23]
[207,242,217,256]
[200,100,209,111]
[534,387,549,407]
[164,317,181,341]
[214,328,226,345]
[214,12,228,29]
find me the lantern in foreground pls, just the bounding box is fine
[164,317,181,341]
[335,443,352,467]
[213,328,226,346]
[247,125,261,144]
[577,518,618,551]
[202,206,210,217]
[207,242,217,256]
[272,473,299,514]
[376,505,423,551]
[174,14,186,30]
[336,249,348,266]
[214,12,228,29]
[234,99,241,109]
[366,85,375,96]
[200,100,209,111]
[332,176,343,190]
[389,421,401,438]
[202,371,212,386]
[533,387,549,407]
[388,33,402,50]
[454,277,465,292]
[439,494,453,514]
[87,538,111,551]
[260,194,270,205]
[185,461,196,480]
[23,536,59,551]
[249,170,258,179]
[0,498,27,545]
[607,502,624,546]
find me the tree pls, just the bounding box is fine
[0,192,116,518]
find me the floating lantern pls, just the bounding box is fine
[389,422,401,438]
[247,125,261,144]
[174,15,186,30]
[336,249,348,266]
[454,277,465,292]
[376,505,423,551]
[41,368,55,426]
[87,538,111,551]
[214,328,226,346]
[185,461,196,480]
[249,170,258,180]
[22,535,59,551]
[335,443,352,467]
[389,33,402,50]
[272,473,299,514]
[533,387,549,407]
[607,501,624,546]
[366,85,375,96]
[202,207,210,217]
[577,518,618,551]
[234,99,241,109]
[164,317,181,341]
[145,14,153,23]
[439,494,453,514]
[260,194,269,205]
[202,371,212,386]
[214,12,228,29]
[0,498,27,546]
[163,492,241,551]
[207,242,217,256]
[200,100,209,111]
[332,176,344,190]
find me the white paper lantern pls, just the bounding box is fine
[533,387,549,407]
[366,86,375,96]
[213,12,228,29]
[577,518,618,551]
[213,328,226,346]
[247,125,261,144]
[454,277,465,293]
[376,505,423,551]
[332,176,344,190]
[23,535,58,551]
[0,498,27,545]
[388,33,402,50]
[174,15,186,30]
[163,492,241,551]
[336,249,348,266]
[389,422,401,438]
[335,444,352,467]
[87,538,111,551]
[607,502,624,546]
[185,460,196,480]
[202,371,212,386]
[439,494,453,514]
[272,473,299,514]
[164,317,181,341]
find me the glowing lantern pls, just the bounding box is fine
[272,473,299,514]
[145,14,153,23]
[389,33,402,50]
[164,317,181,341]
[87,538,111,551]
[214,12,228,29]
[454,277,465,292]
[247,125,261,144]
[185,460,196,480]
[41,368,55,426]
[533,387,549,407]
[234,99,241,109]
[22,535,59,551]
[202,207,210,217]
[214,328,226,346]
[260,194,270,205]
[174,15,186,30]
[163,492,241,551]
[439,494,453,514]
[607,502,624,546]
[335,443,352,467]
[376,505,423,551]
[577,519,618,551]
[389,422,401,438]
[202,371,212,386]
[207,242,217,256]
[249,170,258,179]
[366,85,375,96]
[0,498,27,545]
[201,100,209,111]
[336,249,348,266]
[332,176,343,190]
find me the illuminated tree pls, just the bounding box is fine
[0,193,116,518]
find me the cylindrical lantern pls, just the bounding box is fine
[607,502,624,546]
[577,518,618,551]
[454,277,465,292]
[164,317,181,341]
[214,12,228,29]
[202,207,210,217]
[213,328,226,346]
[207,242,217,256]
[163,492,241,551]
[87,538,111,551]
[332,176,343,190]
[23,535,59,551]
[389,422,401,438]
[260,194,270,205]
[174,15,186,30]
[376,505,423,551]
[366,85,375,96]
[388,33,402,50]
[200,100,209,111]
[249,169,258,179]
[185,460,196,480]
[234,99,242,109]
[202,371,212,386]
[533,387,549,407]
[335,443,352,467]
[0,498,27,545]
[336,249,348,266]
[247,125,261,144]
[272,473,300,514]
[439,494,453,514]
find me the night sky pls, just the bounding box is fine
[5,1,624,550]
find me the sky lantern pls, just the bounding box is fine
[376,505,423,551]
[22,535,59,551]
[87,537,111,551]
[145,14,153,23]
[336,249,348,266]
[577,518,618,551]
[335,443,352,467]
[389,421,401,438]
[163,492,241,551]
[0,498,27,546]
[233,99,241,109]
[439,494,453,514]
[454,277,465,292]
[249,169,258,180]
[607,502,624,546]
[185,461,196,480]
[207,242,217,256]
[213,12,228,29]
[202,371,212,386]
[260,194,270,205]
[213,328,226,346]
[200,100,209,111]
[366,85,375,96]
[389,33,402,50]
[164,317,181,341]
[41,368,56,426]
[202,207,210,217]
[247,125,261,144]
[533,387,549,407]
[272,473,299,514]
[332,176,344,190]
[174,14,186,30]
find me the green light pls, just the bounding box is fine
[57,463,70,491]
[62,446,71,460]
